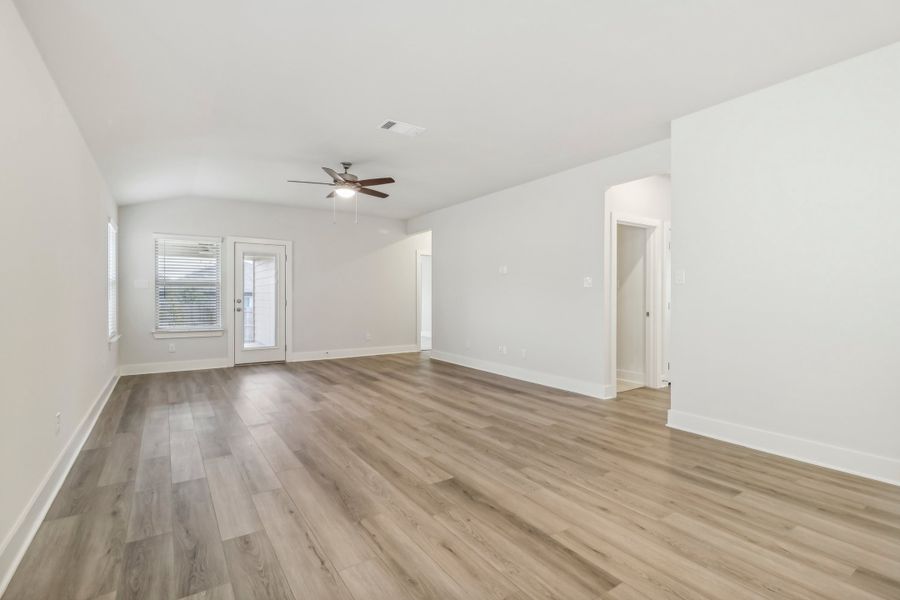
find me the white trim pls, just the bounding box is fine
[416,249,432,351]
[107,221,118,341]
[603,209,666,397]
[152,329,224,339]
[225,236,293,368]
[431,351,613,399]
[0,373,119,597]
[661,222,672,383]
[288,344,418,362]
[119,358,229,376]
[667,410,900,487]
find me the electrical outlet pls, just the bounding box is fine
[465,339,471,349]
[498,344,507,355]
[520,348,527,358]
[498,265,508,275]
[55,412,61,435]
[583,276,593,288]
[365,331,372,341]
[168,343,176,353]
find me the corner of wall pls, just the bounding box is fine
[0,373,120,596]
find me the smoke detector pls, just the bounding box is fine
[379,119,426,137]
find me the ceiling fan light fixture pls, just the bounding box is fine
[335,187,356,198]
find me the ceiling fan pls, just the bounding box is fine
[288,162,395,199]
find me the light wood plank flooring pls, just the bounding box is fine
[5,353,900,599]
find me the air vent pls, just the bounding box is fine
[379,119,426,137]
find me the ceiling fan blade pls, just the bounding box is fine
[322,166,346,182]
[326,191,335,198]
[287,180,334,186]
[355,177,395,187]
[357,187,389,199]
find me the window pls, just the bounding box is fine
[107,221,118,340]
[154,236,222,331]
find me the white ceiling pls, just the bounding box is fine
[15,0,900,219]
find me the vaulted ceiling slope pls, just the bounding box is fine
[14,0,900,219]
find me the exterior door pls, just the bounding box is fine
[234,242,287,364]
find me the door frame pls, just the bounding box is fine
[662,223,672,384]
[604,212,666,395]
[416,249,432,351]
[225,236,293,367]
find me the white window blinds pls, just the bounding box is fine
[107,222,118,339]
[155,236,222,331]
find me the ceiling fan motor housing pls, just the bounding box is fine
[340,162,358,181]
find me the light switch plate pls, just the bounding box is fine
[674,269,686,285]
[583,276,593,288]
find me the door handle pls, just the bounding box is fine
[235,307,242,312]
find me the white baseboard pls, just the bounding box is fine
[288,344,419,362]
[667,410,900,487]
[0,373,120,596]
[119,357,229,376]
[431,351,613,399]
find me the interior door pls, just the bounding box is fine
[234,242,287,364]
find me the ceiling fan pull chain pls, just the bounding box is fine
[355,196,358,224]
[333,196,336,224]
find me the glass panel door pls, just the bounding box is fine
[234,242,287,364]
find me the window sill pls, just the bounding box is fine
[153,329,224,339]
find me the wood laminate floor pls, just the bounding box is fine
[5,353,900,599]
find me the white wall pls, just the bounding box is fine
[670,42,900,484]
[408,141,669,397]
[0,0,119,589]
[616,225,646,383]
[606,174,672,221]
[119,198,431,369]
